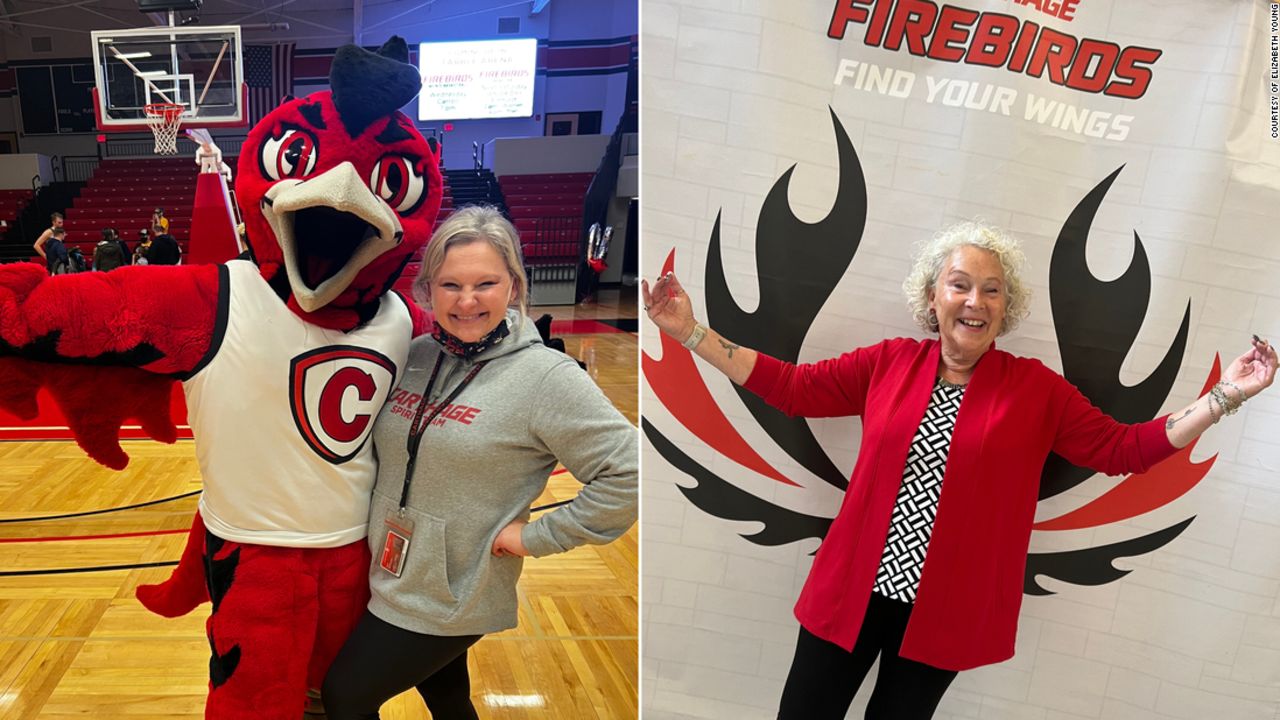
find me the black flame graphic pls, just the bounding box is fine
[1040,166,1191,500]
[646,424,832,546]
[1025,166,1195,594]
[1024,518,1194,596]
[706,107,866,490]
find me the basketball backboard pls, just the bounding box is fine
[91,25,246,131]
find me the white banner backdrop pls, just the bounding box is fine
[641,1,1280,718]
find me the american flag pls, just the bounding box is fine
[244,43,295,125]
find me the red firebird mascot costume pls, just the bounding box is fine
[0,37,440,718]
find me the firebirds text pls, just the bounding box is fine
[828,0,1161,99]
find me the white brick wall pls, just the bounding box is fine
[641,1,1280,718]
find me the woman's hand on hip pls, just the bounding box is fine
[641,271,697,343]
[492,520,530,557]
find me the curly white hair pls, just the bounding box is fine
[901,221,1031,336]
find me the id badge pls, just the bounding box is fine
[378,514,415,577]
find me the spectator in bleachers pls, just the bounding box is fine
[152,207,170,234]
[94,228,130,271]
[93,240,126,272]
[134,228,152,265]
[145,222,181,266]
[33,212,64,266]
[108,227,130,261]
[43,226,70,275]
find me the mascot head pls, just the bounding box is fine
[236,36,442,329]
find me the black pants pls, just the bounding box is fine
[321,610,482,720]
[777,593,959,719]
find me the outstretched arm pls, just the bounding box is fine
[1163,336,1277,447]
[0,262,222,468]
[0,262,221,374]
[643,269,877,419]
[642,270,758,385]
[1052,336,1279,476]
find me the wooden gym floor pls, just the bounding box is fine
[0,288,638,720]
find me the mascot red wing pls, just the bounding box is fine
[0,37,440,718]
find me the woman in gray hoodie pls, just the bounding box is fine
[322,205,638,719]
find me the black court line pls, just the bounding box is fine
[0,490,200,524]
[0,494,573,577]
[0,497,563,525]
[0,560,179,577]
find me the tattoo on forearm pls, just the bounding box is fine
[718,338,740,358]
[1165,406,1196,430]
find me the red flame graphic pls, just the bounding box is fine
[642,250,797,486]
[1033,357,1220,531]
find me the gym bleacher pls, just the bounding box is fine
[8,154,613,306]
[60,156,203,257]
[0,189,34,241]
[51,156,461,270]
[502,171,593,266]
[0,127,632,306]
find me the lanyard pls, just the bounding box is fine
[399,353,487,510]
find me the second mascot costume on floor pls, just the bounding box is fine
[0,38,441,718]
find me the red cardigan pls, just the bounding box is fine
[744,337,1177,671]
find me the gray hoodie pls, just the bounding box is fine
[366,310,638,636]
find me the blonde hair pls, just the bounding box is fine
[902,221,1030,335]
[413,205,529,318]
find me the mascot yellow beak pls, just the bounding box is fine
[260,161,404,312]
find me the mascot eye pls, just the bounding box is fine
[259,127,319,181]
[369,155,427,214]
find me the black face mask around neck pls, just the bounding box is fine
[431,319,510,360]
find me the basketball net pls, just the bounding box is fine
[144,103,185,155]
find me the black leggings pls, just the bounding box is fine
[321,610,482,720]
[777,593,958,719]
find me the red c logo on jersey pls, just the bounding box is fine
[319,366,378,443]
[290,346,398,463]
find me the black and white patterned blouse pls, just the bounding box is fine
[873,377,966,603]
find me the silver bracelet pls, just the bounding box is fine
[1211,383,1243,417]
[682,323,708,351]
[1220,380,1248,404]
[1210,385,1227,420]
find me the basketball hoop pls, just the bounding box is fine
[144,103,186,155]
